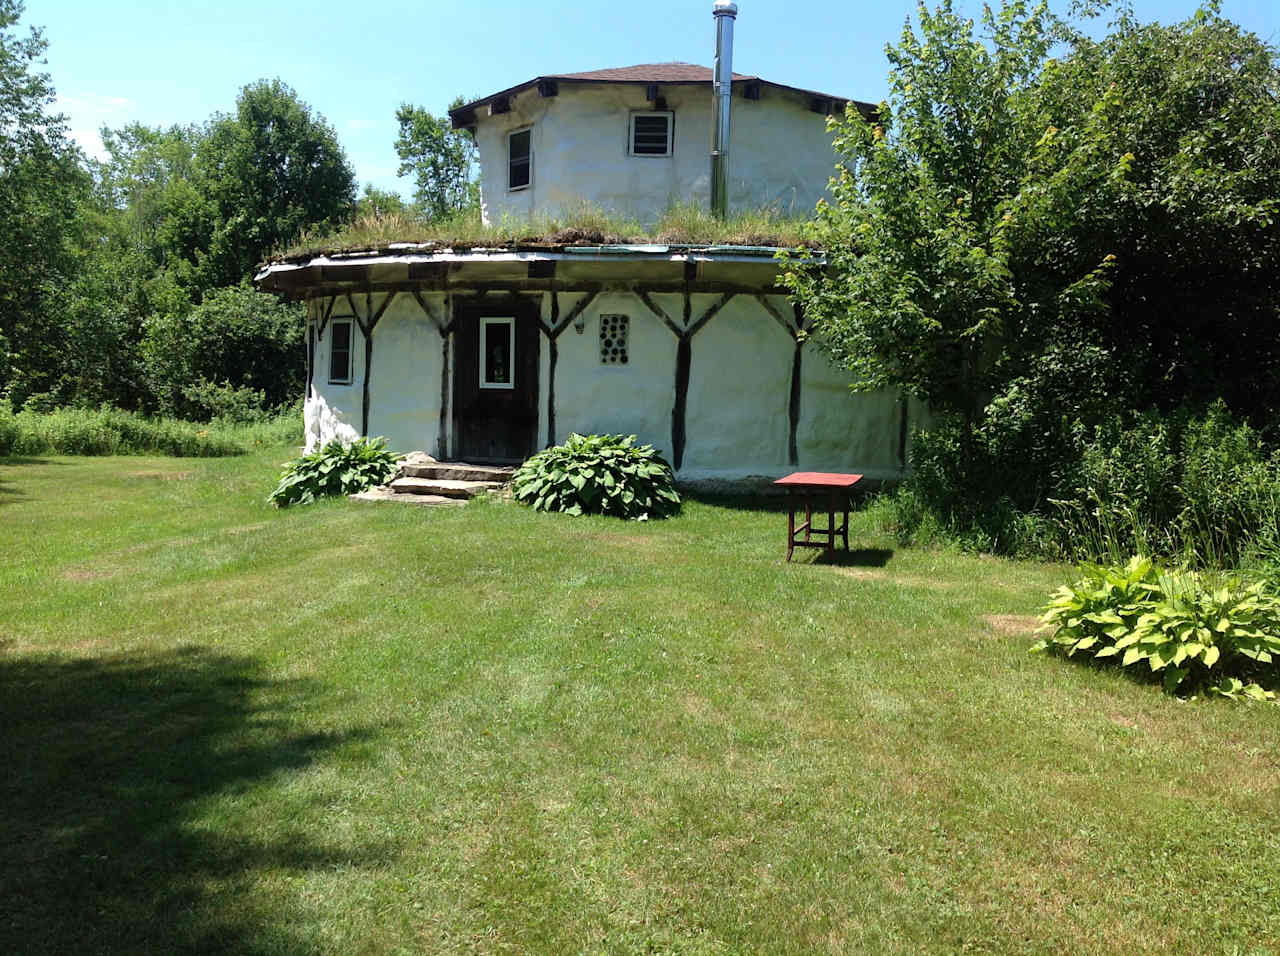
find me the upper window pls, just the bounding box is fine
[508,128,531,191]
[328,318,354,385]
[480,317,515,389]
[630,112,673,157]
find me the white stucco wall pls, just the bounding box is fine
[474,83,838,226]
[364,295,444,454]
[682,294,793,474]
[300,282,913,480]
[305,294,443,455]
[550,292,678,452]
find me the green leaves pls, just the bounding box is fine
[510,433,680,521]
[268,436,398,508]
[1034,556,1280,701]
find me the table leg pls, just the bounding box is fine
[804,497,812,544]
[827,490,836,558]
[843,493,851,552]
[786,490,795,562]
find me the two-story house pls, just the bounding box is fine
[256,4,919,483]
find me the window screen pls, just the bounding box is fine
[508,129,531,190]
[631,113,672,156]
[329,319,353,384]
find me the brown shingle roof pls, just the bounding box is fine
[449,62,870,129]
[548,62,751,84]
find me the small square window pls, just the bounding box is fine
[481,317,516,389]
[630,112,673,157]
[328,318,354,384]
[600,314,629,365]
[508,128,531,190]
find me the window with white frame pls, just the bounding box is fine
[630,112,673,156]
[328,318,354,384]
[480,317,516,389]
[508,128,531,190]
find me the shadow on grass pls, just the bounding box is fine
[682,490,879,515]
[0,646,382,954]
[810,547,896,568]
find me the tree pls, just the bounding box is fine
[197,79,355,288]
[0,0,92,406]
[141,283,304,419]
[355,183,410,219]
[783,0,1280,515]
[394,100,478,220]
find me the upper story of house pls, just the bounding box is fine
[448,62,872,226]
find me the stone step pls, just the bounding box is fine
[399,461,516,483]
[350,487,466,507]
[389,477,504,499]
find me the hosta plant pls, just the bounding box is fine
[1033,556,1280,700]
[511,433,680,519]
[269,437,398,507]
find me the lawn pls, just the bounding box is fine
[2,449,1278,954]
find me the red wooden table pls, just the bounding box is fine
[773,472,863,561]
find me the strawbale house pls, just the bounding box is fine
[255,4,920,481]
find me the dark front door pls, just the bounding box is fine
[453,300,540,463]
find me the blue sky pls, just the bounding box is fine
[26,0,1280,198]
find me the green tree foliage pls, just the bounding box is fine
[784,0,1280,553]
[394,100,478,220]
[355,183,410,219]
[196,79,356,288]
[0,0,93,406]
[141,284,304,420]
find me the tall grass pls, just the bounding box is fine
[0,403,302,458]
[278,201,816,260]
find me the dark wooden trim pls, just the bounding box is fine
[633,290,684,337]
[672,337,691,470]
[686,292,735,340]
[439,334,451,459]
[305,313,315,398]
[552,290,598,337]
[546,290,559,446]
[354,291,397,436]
[411,289,446,331]
[788,341,803,467]
[754,293,799,339]
[317,295,336,342]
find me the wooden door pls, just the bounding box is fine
[452,300,540,463]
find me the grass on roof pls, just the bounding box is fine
[275,201,819,262]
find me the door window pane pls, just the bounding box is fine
[509,129,531,190]
[481,318,515,389]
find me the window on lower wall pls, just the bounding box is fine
[630,112,673,156]
[508,128,531,190]
[329,318,354,384]
[481,317,516,389]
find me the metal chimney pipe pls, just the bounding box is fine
[710,0,737,219]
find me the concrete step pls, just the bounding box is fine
[389,477,504,499]
[399,461,516,483]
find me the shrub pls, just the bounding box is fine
[510,433,680,519]
[1033,556,1280,701]
[268,437,398,507]
[0,404,247,457]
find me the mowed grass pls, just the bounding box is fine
[2,451,1278,955]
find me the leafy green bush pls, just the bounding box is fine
[268,437,398,507]
[1033,556,1280,701]
[510,433,680,519]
